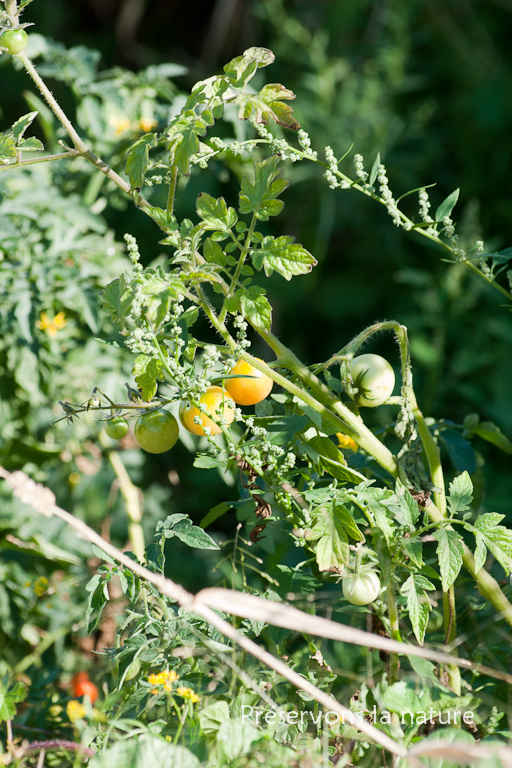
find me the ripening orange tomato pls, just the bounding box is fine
[179,386,235,436]
[224,359,273,406]
[71,672,99,703]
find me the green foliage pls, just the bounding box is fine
[1,2,512,766]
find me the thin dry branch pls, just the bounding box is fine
[3,466,512,764]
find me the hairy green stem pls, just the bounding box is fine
[386,583,401,684]
[0,149,80,172]
[167,165,178,214]
[219,213,258,325]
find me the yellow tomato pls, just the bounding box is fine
[224,359,273,406]
[179,386,235,436]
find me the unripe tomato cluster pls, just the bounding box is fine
[104,359,274,454]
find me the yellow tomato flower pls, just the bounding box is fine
[66,700,86,722]
[336,432,358,452]
[176,686,200,703]
[109,115,131,137]
[138,117,157,132]
[33,576,49,597]
[148,669,178,688]
[36,311,67,337]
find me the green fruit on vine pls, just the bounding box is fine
[105,416,129,440]
[426,610,443,632]
[0,29,28,55]
[349,353,395,407]
[342,571,381,605]
[134,409,179,454]
[123,658,141,681]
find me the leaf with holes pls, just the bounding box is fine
[235,83,300,130]
[251,235,317,280]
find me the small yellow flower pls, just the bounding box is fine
[148,669,178,688]
[176,686,200,703]
[109,115,131,137]
[33,576,49,597]
[36,311,67,337]
[138,117,157,133]
[66,700,86,722]
[336,432,358,452]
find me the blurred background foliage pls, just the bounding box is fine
[1,0,512,677]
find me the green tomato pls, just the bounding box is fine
[0,29,28,54]
[342,572,381,605]
[426,610,443,632]
[105,416,129,440]
[123,658,141,682]
[134,409,179,454]
[349,353,395,407]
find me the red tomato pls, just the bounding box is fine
[71,672,99,703]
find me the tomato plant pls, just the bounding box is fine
[224,359,274,405]
[179,386,235,436]
[342,571,381,605]
[0,28,28,54]
[134,410,179,453]
[348,353,395,407]
[104,416,129,440]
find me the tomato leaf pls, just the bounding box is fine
[10,111,38,141]
[203,237,227,267]
[156,514,220,550]
[88,734,201,768]
[307,435,367,485]
[0,680,27,724]
[400,538,424,569]
[251,235,317,280]
[306,504,351,572]
[125,133,157,189]
[235,83,300,130]
[239,156,289,221]
[145,205,178,233]
[382,478,420,528]
[198,701,230,735]
[465,513,512,575]
[0,133,17,160]
[432,528,464,591]
[435,188,459,222]
[447,471,473,515]
[440,429,477,474]
[400,574,435,645]
[132,355,165,401]
[85,573,108,632]
[224,286,272,332]
[265,415,309,445]
[101,275,135,326]
[196,192,237,231]
[466,420,512,454]
[224,47,275,87]
[166,111,210,176]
